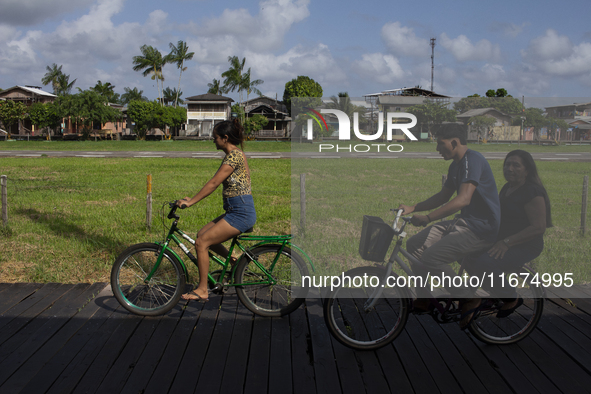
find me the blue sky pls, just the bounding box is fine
[1,0,590,102]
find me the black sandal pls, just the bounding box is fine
[496,297,523,318]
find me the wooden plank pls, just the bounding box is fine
[93,314,167,392]
[305,291,342,394]
[0,284,90,377]
[46,297,142,394]
[219,292,254,393]
[70,309,144,394]
[119,304,186,394]
[194,293,241,393]
[243,311,272,394]
[0,283,43,314]
[0,283,104,391]
[403,314,463,394]
[0,283,67,335]
[289,301,316,394]
[415,312,490,393]
[167,295,222,393]
[392,328,440,393]
[143,300,205,394]
[545,299,591,340]
[501,312,591,393]
[268,314,293,394]
[8,283,110,394]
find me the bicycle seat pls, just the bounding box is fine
[243,227,254,233]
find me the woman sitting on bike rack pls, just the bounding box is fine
[177,118,257,302]
[464,149,552,318]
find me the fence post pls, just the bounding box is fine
[582,175,589,236]
[147,174,152,230]
[1,175,7,226]
[300,173,306,235]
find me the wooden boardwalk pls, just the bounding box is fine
[1,282,591,393]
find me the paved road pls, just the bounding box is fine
[0,150,590,161]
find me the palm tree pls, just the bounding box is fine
[55,73,77,96]
[241,68,263,102]
[91,80,118,103]
[121,87,148,105]
[132,45,165,105]
[221,56,246,104]
[207,78,225,95]
[163,87,183,106]
[166,41,194,108]
[41,63,63,94]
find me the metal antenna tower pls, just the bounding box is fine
[430,38,436,92]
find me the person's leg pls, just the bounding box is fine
[183,219,241,300]
[406,221,451,302]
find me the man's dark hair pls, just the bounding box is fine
[435,123,467,145]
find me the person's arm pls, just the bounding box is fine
[177,164,234,208]
[487,196,546,259]
[410,181,477,226]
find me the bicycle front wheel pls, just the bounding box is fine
[468,274,544,345]
[111,243,186,316]
[323,266,410,351]
[235,245,309,317]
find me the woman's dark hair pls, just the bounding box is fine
[213,118,245,150]
[504,149,553,227]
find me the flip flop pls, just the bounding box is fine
[496,297,523,318]
[181,290,209,302]
[459,298,482,330]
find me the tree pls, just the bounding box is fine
[41,63,63,94]
[243,114,268,136]
[133,45,166,105]
[28,102,62,139]
[162,87,183,106]
[486,88,509,98]
[166,40,194,108]
[90,81,119,103]
[325,92,368,131]
[222,56,246,104]
[121,87,148,105]
[61,90,122,139]
[407,100,457,140]
[127,100,187,139]
[55,73,77,96]
[283,75,323,116]
[207,79,225,95]
[468,115,497,142]
[0,100,27,138]
[241,68,263,102]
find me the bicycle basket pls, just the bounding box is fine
[358,215,395,262]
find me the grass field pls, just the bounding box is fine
[291,157,591,285]
[2,139,590,153]
[0,144,589,287]
[0,157,290,283]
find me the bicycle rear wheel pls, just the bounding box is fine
[468,274,544,345]
[235,245,309,317]
[111,243,186,316]
[323,266,410,351]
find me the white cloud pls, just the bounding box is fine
[194,0,310,52]
[351,53,407,85]
[381,22,429,57]
[439,32,501,63]
[524,29,572,60]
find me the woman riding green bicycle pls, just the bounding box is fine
[177,118,256,302]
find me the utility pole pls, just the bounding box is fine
[430,38,436,92]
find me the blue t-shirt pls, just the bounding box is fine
[443,149,501,243]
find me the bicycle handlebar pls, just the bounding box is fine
[168,201,181,220]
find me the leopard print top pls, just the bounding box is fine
[221,149,252,198]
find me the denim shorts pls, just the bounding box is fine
[219,194,257,233]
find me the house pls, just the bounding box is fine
[241,95,290,137]
[0,86,57,135]
[456,108,517,141]
[184,93,234,137]
[545,102,591,141]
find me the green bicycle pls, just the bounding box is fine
[111,201,313,317]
